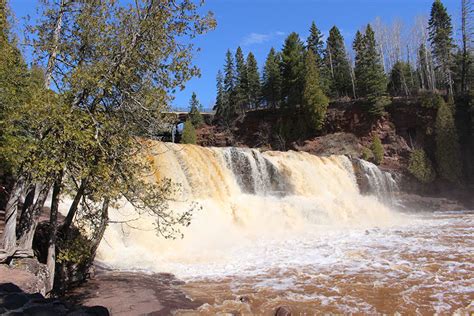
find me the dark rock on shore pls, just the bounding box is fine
[0,283,108,315]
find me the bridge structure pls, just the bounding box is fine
[155,110,215,143]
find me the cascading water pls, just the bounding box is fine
[97,142,403,274]
[353,158,398,205]
[94,142,474,314]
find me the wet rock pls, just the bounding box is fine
[275,305,291,316]
[238,296,250,303]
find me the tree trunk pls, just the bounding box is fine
[89,198,109,258]
[61,179,86,235]
[16,183,50,255]
[1,177,25,253]
[46,176,63,294]
[44,0,66,88]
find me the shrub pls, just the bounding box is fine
[361,147,373,161]
[408,149,436,183]
[420,91,443,108]
[371,135,384,165]
[181,120,197,144]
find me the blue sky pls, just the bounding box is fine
[10,0,460,110]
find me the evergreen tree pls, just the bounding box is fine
[281,32,305,108]
[302,50,329,132]
[188,92,204,127]
[408,149,436,183]
[428,0,454,94]
[371,135,384,165]
[234,46,248,113]
[325,26,352,98]
[306,21,324,65]
[223,49,236,121]
[246,52,261,109]
[214,70,225,114]
[353,25,387,115]
[181,120,197,144]
[388,61,417,96]
[435,99,462,183]
[262,47,282,109]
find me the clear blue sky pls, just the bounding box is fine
[10,0,461,111]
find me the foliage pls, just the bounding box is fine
[435,98,462,183]
[234,47,248,113]
[428,0,454,92]
[353,25,387,102]
[388,61,418,96]
[324,26,353,98]
[302,50,329,132]
[420,91,444,108]
[181,120,197,144]
[281,32,305,108]
[262,48,282,109]
[371,135,384,165]
[188,92,204,127]
[246,52,261,109]
[408,149,436,183]
[361,147,373,161]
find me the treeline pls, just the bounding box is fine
[0,0,214,294]
[210,0,473,185]
[213,0,472,124]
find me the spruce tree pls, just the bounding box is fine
[428,0,454,94]
[325,26,352,98]
[223,49,236,120]
[188,92,204,127]
[246,52,261,109]
[302,50,329,132]
[307,21,324,65]
[214,70,225,114]
[281,32,305,108]
[388,61,417,96]
[234,46,248,113]
[353,25,387,115]
[262,47,282,109]
[181,120,197,144]
[435,99,462,183]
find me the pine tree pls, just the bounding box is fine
[223,49,236,121]
[353,30,366,97]
[214,70,225,114]
[246,52,261,109]
[353,25,387,116]
[234,46,248,113]
[188,92,204,127]
[281,32,305,108]
[429,0,454,94]
[325,26,352,98]
[388,61,417,96]
[262,47,282,109]
[181,120,197,144]
[371,135,384,165]
[307,21,324,65]
[302,50,329,132]
[435,98,462,183]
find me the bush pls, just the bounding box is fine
[371,135,384,165]
[361,147,373,161]
[408,149,436,183]
[368,96,391,117]
[181,120,197,144]
[420,91,443,108]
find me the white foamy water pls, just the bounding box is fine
[94,142,474,313]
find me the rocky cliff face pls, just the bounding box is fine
[194,99,473,209]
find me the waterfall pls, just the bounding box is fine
[96,142,403,273]
[353,158,398,205]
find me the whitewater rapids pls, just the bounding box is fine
[96,142,404,275]
[93,142,473,314]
